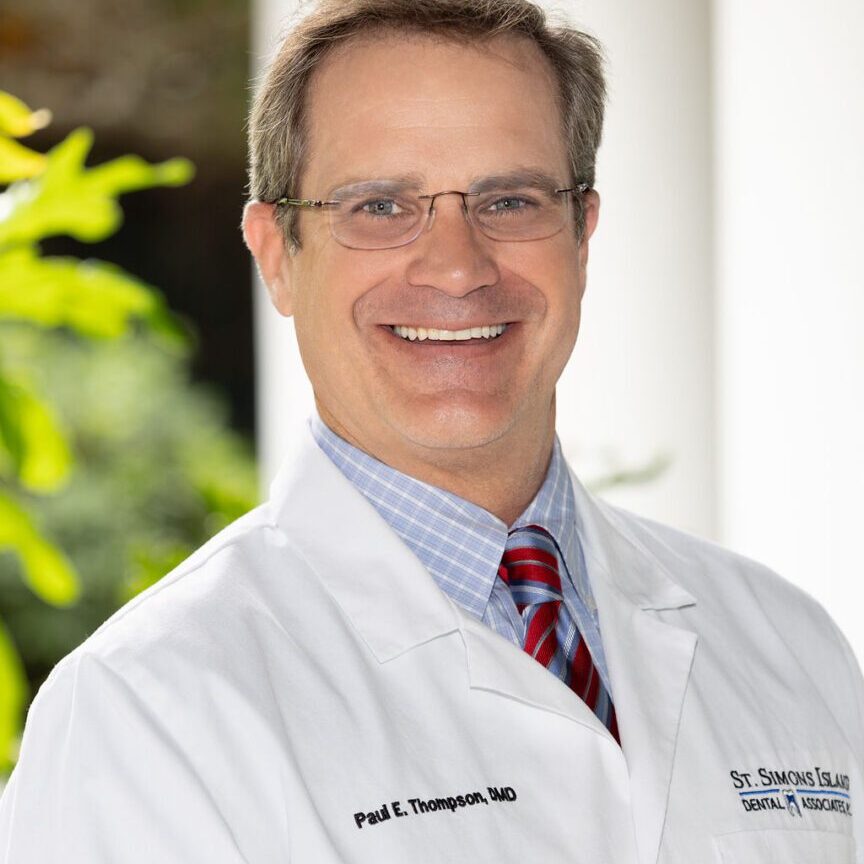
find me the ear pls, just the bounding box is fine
[576,190,600,300]
[578,189,600,267]
[242,201,295,317]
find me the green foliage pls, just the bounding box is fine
[0,619,26,775]
[0,370,72,492]
[0,91,254,776]
[0,127,192,248]
[0,247,184,343]
[0,93,50,184]
[0,491,77,606]
[0,326,257,690]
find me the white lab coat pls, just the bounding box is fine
[1,428,862,863]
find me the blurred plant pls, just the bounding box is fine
[585,452,672,496]
[0,326,258,726]
[0,91,256,776]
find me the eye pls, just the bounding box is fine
[483,195,537,215]
[492,197,525,210]
[358,198,405,217]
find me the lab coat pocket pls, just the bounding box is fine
[713,828,856,863]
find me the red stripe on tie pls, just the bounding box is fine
[525,604,559,666]
[502,546,559,571]
[583,664,600,710]
[504,560,561,591]
[533,632,557,667]
[569,639,592,696]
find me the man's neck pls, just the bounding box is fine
[316,401,556,527]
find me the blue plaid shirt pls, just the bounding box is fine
[310,414,611,694]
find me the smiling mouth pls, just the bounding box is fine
[389,324,508,342]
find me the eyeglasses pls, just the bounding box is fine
[271,177,590,250]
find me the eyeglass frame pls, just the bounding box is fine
[269,181,592,250]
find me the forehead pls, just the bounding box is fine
[303,31,568,191]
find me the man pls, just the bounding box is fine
[1,0,862,861]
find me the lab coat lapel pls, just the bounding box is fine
[268,432,462,662]
[460,606,621,741]
[569,471,698,864]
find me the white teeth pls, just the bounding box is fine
[392,324,507,342]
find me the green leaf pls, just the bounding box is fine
[0,372,72,492]
[0,246,187,342]
[0,91,51,138]
[0,618,28,775]
[0,138,46,184]
[0,127,195,248]
[0,491,79,605]
[0,376,25,477]
[119,542,192,603]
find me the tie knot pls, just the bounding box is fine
[498,524,563,608]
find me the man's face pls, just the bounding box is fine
[252,32,598,463]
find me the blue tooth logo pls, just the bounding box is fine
[782,788,802,818]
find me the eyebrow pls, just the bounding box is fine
[328,174,426,199]
[468,170,562,197]
[327,169,565,199]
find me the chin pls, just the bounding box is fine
[386,394,518,453]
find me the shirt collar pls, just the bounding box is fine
[309,413,581,622]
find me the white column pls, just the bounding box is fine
[251,0,717,541]
[714,0,864,661]
[250,0,315,489]
[555,0,716,539]
[252,292,312,491]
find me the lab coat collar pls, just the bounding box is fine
[267,427,698,660]
[567,468,699,864]
[568,468,697,612]
[268,430,462,663]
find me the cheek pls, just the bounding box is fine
[501,241,582,323]
[294,251,391,352]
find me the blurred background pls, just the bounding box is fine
[0,0,257,776]
[1,0,862,780]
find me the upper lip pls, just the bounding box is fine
[387,322,509,328]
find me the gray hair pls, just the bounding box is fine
[247,0,606,249]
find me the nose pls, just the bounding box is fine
[404,193,500,298]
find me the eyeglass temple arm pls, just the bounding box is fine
[272,197,340,208]
[555,183,591,195]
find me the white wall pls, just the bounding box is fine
[713,0,864,655]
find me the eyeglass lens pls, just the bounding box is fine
[326,180,576,250]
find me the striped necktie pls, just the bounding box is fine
[498,524,620,745]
